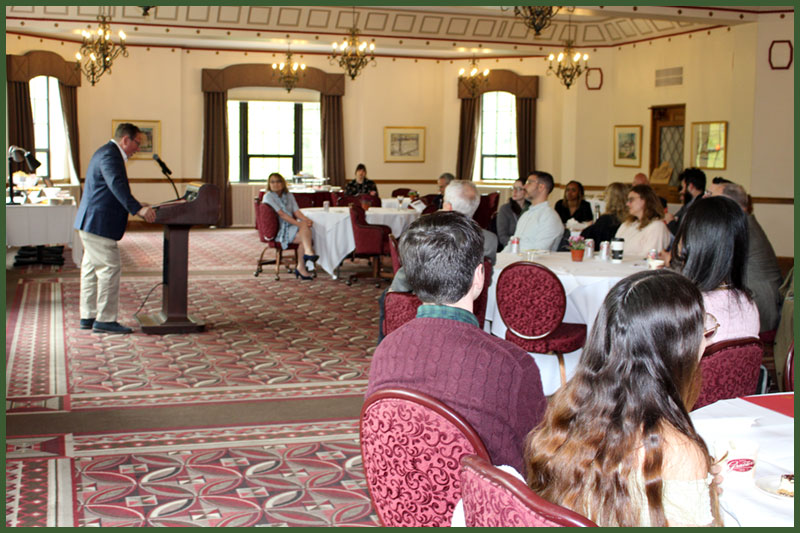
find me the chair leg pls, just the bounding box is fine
[275,249,283,280]
[255,246,271,277]
[555,351,567,387]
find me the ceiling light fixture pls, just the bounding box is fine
[329,7,376,80]
[547,40,589,89]
[272,48,306,93]
[458,56,490,97]
[512,6,561,36]
[75,6,128,86]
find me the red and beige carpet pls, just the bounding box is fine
[6,228,386,527]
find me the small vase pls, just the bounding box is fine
[571,248,585,262]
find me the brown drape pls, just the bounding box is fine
[516,97,536,179]
[202,91,230,227]
[7,80,36,174]
[321,94,345,188]
[455,97,481,181]
[59,82,81,177]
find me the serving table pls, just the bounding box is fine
[5,201,82,265]
[300,206,420,278]
[691,393,794,527]
[484,252,648,394]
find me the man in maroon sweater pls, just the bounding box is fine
[366,211,546,472]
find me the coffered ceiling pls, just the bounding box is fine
[6,5,793,60]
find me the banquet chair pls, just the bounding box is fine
[360,388,490,527]
[692,336,763,410]
[383,292,422,336]
[334,194,360,207]
[347,204,392,287]
[361,193,381,207]
[460,455,598,527]
[253,197,299,280]
[391,187,412,197]
[312,191,332,207]
[388,234,402,274]
[472,192,500,230]
[292,192,314,209]
[495,262,587,387]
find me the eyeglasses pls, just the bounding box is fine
[704,313,720,339]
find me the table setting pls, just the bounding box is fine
[690,392,794,527]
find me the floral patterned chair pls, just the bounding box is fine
[360,388,490,527]
[693,337,764,409]
[460,454,597,527]
[495,261,586,387]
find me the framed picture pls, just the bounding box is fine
[691,121,728,170]
[111,119,161,160]
[613,125,642,167]
[384,127,425,162]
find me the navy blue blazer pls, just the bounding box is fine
[74,141,143,241]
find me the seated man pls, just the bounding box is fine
[433,172,455,210]
[502,171,563,252]
[366,211,546,472]
[665,167,706,234]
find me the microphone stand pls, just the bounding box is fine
[161,169,181,200]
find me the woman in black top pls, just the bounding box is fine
[554,180,594,224]
[581,182,629,244]
[344,163,378,196]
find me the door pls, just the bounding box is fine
[650,104,685,186]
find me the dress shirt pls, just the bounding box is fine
[503,201,564,252]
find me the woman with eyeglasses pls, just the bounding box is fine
[614,184,672,258]
[670,195,759,344]
[495,179,531,250]
[554,180,594,224]
[524,269,722,527]
[580,182,629,244]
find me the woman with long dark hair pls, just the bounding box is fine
[670,195,759,343]
[495,178,530,249]
[524,270,722,527]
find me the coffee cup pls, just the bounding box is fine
[713,438,759,484]
[610,238,624,264]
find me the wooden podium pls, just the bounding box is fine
[136,182,220,334]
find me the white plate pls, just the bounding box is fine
[755,475,793,500]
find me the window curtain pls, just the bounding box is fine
[455,97,481,181]
[201,90,230,227]
[6,80,36,174]
[516,97,536,180]
[59,82,81,182]
[321,94,345,188]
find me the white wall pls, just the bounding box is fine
[6,13,793,255]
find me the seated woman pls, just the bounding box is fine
[614,184,672,258]
[344,163,378,197]
[262,172,318,280]
[670,195,759,344]
[495,179,530,250]
[580,182,628,244]
[525,270,722,527]
[554,180,594,224]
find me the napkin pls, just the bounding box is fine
[409,200,426,213]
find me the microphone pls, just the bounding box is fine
[153,153,172,175]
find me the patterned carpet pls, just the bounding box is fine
[6,418,378,527]
[6,275,380,412]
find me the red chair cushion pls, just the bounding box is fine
[349,204,390,256]
[496,262,566,338]
[693,337,763,409]
[360,389,489,527]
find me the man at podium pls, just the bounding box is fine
[74,122,156,334]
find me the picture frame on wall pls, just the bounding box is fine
[384,127,425,162]
[691,121,727,170]
[111,119,161,160]
[613,125,642,167]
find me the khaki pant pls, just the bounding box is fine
[78,230,122,323]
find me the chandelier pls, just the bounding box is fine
[547,40,588,89]
[75,7,128,86]
[458,56,490,97]
[329,9,376,80]
[512,6,561,36]
[272,49,306,92]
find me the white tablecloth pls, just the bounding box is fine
[484,251,647,395]
[300,207,420,278]
[5,202,82,265]
[380,197,412,210]
[691,394,794,527]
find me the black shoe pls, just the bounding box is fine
[80,318,95,330]
[303,254,319,263]
[93,321,133,334]
[293,268,313,281]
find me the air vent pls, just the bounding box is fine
[655,67,683,87]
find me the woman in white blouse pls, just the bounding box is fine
[614,184,672,258]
